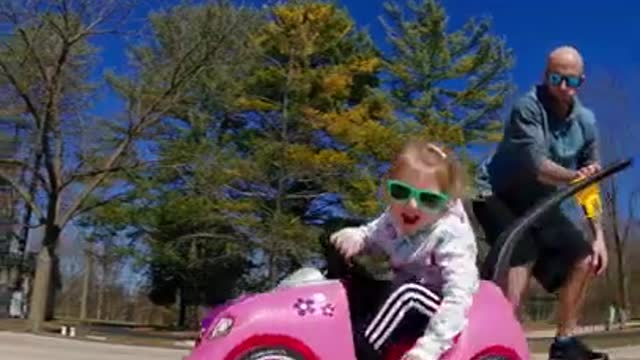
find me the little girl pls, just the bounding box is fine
[331,140,479,360]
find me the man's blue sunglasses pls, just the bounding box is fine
[547,72,583,88]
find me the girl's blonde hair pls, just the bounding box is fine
[387,139,466,200]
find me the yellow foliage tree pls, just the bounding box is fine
[228,1,396,286]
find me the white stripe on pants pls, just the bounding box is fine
[364,283,441,350]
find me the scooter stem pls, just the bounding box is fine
[491,158,634,283]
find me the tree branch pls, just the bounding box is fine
[223,184,268,198]
[62,160,145,188]
[0,169,45,222]
[67,191,131,224]
[58,2,242,232]
[175,232,237,242]
[285,192,329,200]
[622,189,640,245]
[173,232,267,251]
[17,26,50,83]
[58,138,130,227]
[0,158,50,192]
[0,58,43,126]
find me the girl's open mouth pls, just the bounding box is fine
[401,213,420,225]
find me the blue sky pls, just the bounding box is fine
[90,0,640,127]
[347,0,640,207]
[91,0,640,112]
[343,0,640,84]
[50,0,640,280]
[78,0,639,219]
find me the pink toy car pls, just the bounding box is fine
[185,241,528,360]
[184,159,632,360]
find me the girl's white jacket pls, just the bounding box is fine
[350,199,480,360]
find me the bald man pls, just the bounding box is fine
[473,46,609,360]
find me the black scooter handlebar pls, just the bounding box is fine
[491,158,634,283]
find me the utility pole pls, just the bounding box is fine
[80,242,94,321]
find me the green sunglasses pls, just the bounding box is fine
[386,180,449,212]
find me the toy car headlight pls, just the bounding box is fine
[208,317,234,339]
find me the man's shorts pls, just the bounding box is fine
[472,194,593,293]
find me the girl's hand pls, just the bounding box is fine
[329,227,364,259]
[401,353,427,360]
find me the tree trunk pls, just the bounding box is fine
[608,181,630,318]
[613,228,629,320]
[96,264,105,320]
[269,250,278,287]
[29,247,51,332]
[80,246,93,321]
[16,128,41,275]
[42,223,61,320]
[177,286,186,329]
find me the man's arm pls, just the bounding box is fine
[575,111,607,274]
[587,207,608,276]
[574,111,602,179]
[507,101,578,185]
[588,216,604,240]
[577,111,600,169]
[536,159,579,185]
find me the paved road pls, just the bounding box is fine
[530,345,640,360]
[0,331,188,360]
[3,331,640,360]
[527,321,640,339]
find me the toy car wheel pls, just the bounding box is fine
[475,353,521,360]
[239,346,305,360]
[471,346,521,360]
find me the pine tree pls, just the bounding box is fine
[228,1,392,286]
[381,0,514,145]
[312,0,516,218]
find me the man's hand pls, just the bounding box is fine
[591,234,608,276]
[576,163,602,180]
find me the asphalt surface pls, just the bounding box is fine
[2,330,640,360]
[530,346,640,360]
[0,331,188,360]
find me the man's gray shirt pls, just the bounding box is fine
[476,85,600,210]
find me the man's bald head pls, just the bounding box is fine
[543,46,586,104]
[546,46,584,75]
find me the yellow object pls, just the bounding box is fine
[571,178,603,219]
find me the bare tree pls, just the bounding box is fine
[0,0,260,320]
[582,69,640,321]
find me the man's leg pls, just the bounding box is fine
[472,196,538,313]
[545,260,608,359]
[534,214,608,359]
[557,256,593,337]
[505,264,533,319]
